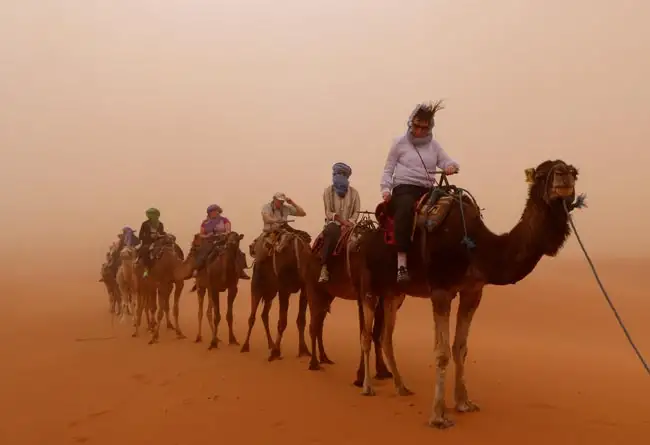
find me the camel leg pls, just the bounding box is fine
[150,285,170,344]
[164,287,174,330]
[360,292,378,396]
[269,291,290,361]
[173,281,185,339]
[453,288,482,413]
[354,297,366,387]
[296,287,311,357]
[306,283,327,371]
[428,292,454,429]
[260,297,275,350]
[195,287,205,342]
[240,288,263,353]
[373,295,393,380]
[226,284,239,345]
[316,292,334,365]
[381,294,412,396]
[207,286,221,350]
[132,289,145,338]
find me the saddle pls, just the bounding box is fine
[375,188,455,245]
[311,225,355,256]
[150,234,178,260]
[203,233,229,263]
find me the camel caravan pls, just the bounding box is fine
[99,102,586,428]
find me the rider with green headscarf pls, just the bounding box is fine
[137,208,166,271]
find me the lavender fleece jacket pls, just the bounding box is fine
[380,134,459,194]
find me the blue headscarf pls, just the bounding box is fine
[332,162,352,197]
[122,226,135,246]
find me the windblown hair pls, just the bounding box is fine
[408,100,445,128]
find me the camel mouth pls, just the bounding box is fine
[552,186,574,198]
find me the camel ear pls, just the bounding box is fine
[525,168,536,184]
[238,234,244,240]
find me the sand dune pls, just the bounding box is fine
[1,258,648,445]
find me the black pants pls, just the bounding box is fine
[321,222,341,265]
[391,184,429,253]
[137,243,152,268]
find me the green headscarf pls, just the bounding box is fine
[146,207,160,228]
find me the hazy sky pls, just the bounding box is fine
[1,0,649,274]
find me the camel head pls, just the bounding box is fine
[525,159,579,207]
[119,246,136,261]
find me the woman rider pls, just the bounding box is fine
[194,204,250,279]
[379,101,460,283]
[137,207,165,277]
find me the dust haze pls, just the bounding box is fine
[1,1,649,443]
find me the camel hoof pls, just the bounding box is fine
[166,323,175,330]
[361,387,376,396]
[176,332,186,340]
[195,335,202,343]
[352,379,363,388]
[397,386,414,396]
[229,338,240,346]
[240,344,250,353]
[208,339,218,350]
[268,349,282,361]
[456,400,480,413]
[308,362,321,371]
[148,339,157,345]
[297,347,311,358]
[319,357,335,365]
[131,332,138,338]
[428,417,455,429]
[375,369,393,380]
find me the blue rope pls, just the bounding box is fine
[455,189,476,250]
[563,198,650,376]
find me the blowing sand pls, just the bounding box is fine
[1,257,648,444]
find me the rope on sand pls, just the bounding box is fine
[563,198,649,376]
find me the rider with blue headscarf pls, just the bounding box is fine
[318,162,360,283]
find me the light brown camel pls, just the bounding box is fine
[188,231,246,350]
[132,235,194,343]
[100,264,121,315]
[333,159,583,428]
[240,228,312,361]
[116,245,137,323]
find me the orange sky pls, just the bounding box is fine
[1,0,649,278]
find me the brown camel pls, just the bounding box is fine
[132,235,194,343]
[190,231,246,350]
[330,159,582,428]
[240,228,312,361]
[307,215,396,386]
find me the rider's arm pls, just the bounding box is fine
[158,222,166,233]
[323,187,336,222]
[349,189,361,223]
[380,137,400,195]
[433,139,459,170]
[223,218,232,232]
[286,200,306,217]
[261,205,279,224]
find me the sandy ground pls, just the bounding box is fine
[1,258,649,445]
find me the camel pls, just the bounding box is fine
[240,228,312,361]
[100,264,121,315]
[323,159,582,428]
[306,214,396,386]
[116,245,137,322]
[132,235,194,343]
[189,231,246,350]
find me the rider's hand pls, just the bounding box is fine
[382,191,391,202]
[444,165,459,175]
[285,197,294,204]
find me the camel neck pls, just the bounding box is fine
[477,198,570,286]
